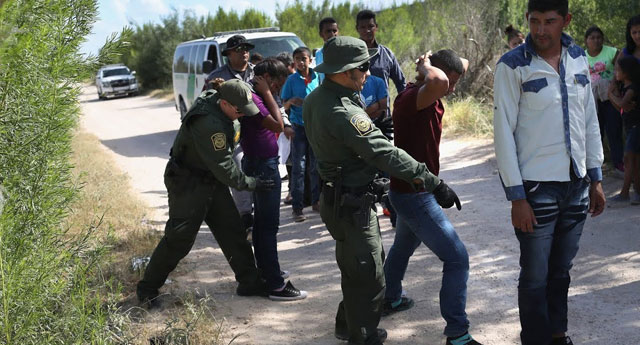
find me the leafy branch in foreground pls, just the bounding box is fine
[0,0,132,344]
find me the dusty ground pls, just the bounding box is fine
[79,85,639,345]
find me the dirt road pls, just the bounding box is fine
[79,85,639,345]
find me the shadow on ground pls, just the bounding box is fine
[101,130,177,159]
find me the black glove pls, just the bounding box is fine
[432,180,462,210]
[373,114,394,140]
[255,178,275,191]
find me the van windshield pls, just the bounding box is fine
[221,36,305,65]
[102,68,130,78]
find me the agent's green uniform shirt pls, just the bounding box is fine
[303,77,440,345]
[303,78,440,190]
[172,89,256,190]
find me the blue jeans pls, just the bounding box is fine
[241,155,284,291]
[291,123,320,210]
[516,178,590,345]
[385,191,470,337]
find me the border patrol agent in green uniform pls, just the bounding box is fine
[304,36,460,344]
[137,79,274,305]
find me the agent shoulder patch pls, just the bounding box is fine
[211,132,227,151]
[340,96,373,136]
[349,113,374,136]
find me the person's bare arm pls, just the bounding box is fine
[377,97,388,118]
[608,81,622,110]
[365,101,380,118]
[415,53,449,110]
[609,86,635,111]
[365,98,387,120]
[588,181,605,217]
[253,76,284,133]
[283,97,304,114]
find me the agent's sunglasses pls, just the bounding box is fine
[234,46,249,53]
[355,61,370,72]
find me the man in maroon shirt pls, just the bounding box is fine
[383,50,482,345]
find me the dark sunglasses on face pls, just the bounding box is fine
[355,61,370,72]
[234,46,249,53]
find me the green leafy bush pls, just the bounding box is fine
[0,0,128,343]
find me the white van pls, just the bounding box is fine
[172,27,305,118]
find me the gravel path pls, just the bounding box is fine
[79,85,639,345]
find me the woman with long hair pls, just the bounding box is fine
[585,25,624,176]
[622,15,640,62]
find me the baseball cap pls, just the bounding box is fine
[217,79,259,116]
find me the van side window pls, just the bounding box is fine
[206,45,218,69]
[188,45,197,74]
[195,45,206,74]
[174,46,190,73]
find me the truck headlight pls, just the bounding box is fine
[102,82,110,87]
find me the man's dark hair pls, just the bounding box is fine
[319,17,337,32]
[293,46,311,58]
[356,10,377,25]
[527,0,568,17]
[250,52,263,64]
[254,57,289,80]
[625,15,640,53]
[430,49,464,75]
[276,52,293,67]
[584,25,604,40]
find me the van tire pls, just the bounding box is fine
[179,98,187,119]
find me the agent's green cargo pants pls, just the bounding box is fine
[320,192,385,345]
[137,166,260,299]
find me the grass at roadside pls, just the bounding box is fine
[67,131,159,289]
[148,86,175,101]
[443,97,494,138]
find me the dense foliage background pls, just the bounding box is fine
[118,0,639,97]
